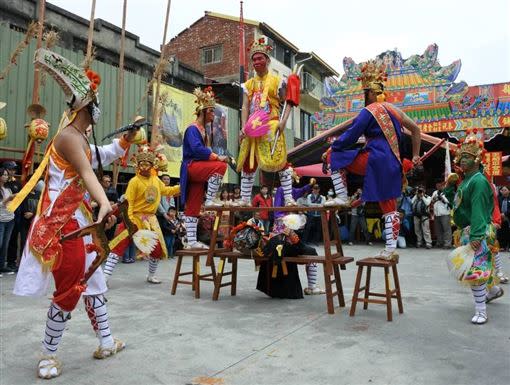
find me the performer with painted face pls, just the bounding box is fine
[237,36,298,207]
[180,87,229,249]
[323,60,422,260]
[103,145,179,284]
[11,49,137,379]
[445,131,504,324]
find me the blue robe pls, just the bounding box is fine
[331,106,403,202]
[179,124,213,206]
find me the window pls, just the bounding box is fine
[202,45,223,65]
[300,110,313,141]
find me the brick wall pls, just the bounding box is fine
[166,15,255,82]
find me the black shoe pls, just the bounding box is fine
[0,267,15,274]
[7,265,18,272]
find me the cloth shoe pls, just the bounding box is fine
[486,287,504,303]
[185,241,209,250]
[496,271,509,284]
[471,311,488,325]
[374,249,399,262]
[304,286,326,295]
[37,355,62,379]
[146,276,162,284]
[93,338,126,359]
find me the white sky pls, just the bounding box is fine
[49,0,510,85]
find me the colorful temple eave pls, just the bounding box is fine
[314,44,510,142]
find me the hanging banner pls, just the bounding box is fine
[484,151,503,176]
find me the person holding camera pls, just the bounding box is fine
[431,180,452,248]
[412,186,432,249]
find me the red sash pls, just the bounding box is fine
[365,102,401,163]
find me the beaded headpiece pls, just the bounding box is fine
[249,36,273,58]
[454,129,486,164]
[135,144,156,165]
[357,60,387,93]
[193,86,216,114]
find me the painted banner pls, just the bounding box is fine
[418,116,510,133]
[484,151,503,176]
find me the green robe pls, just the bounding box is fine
[452,171,493,241]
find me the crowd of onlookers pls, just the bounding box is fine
[1,160,509,278]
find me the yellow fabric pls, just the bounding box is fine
[237,73,286,172]
[366,218,382,239]
[124,173,179,258]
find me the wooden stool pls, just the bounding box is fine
[171,249,215,299]
[349,257,403,321]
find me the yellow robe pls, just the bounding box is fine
[237,73,287,172]
[124,172,180,258]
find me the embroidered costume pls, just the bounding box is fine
[325,60,419,260]
[237,36,298,207]
[445,131,504,324]
[103,145,179,284]
[11,49,129,379]
[180,87,227,249]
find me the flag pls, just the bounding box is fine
[444,140,452,180]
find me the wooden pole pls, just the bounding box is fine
[113,0,128,187]
[84,0,96,69]
[150,0,172,147]
[32,0,46,105]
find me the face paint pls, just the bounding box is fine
[459,154,476,171]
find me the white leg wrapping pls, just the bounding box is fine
[84,295,114,348]
[331,170,348,201]
[103,253,120,278]
[42,302,70,355]
[148,258,159,277]
[241,171,255,202]
[183,216,198,244]
[205,173,223,203]
[306,263,318,289]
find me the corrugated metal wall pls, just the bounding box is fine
[0,23,149,161]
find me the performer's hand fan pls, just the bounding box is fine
[133,229,158,255]
[446,244,475,281]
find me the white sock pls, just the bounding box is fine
[306,263,318,289]
[84,295,114,348]
[103,253,120,278]
[471,283,487,313]
[494,252,502,272]
[241,171,255,201]
[278,168,293,202]
[183,216,198,244]
[331,170,347,201]
[148,258,159,277]
[205,173,222,202]
[42,302,70,355]
[383,211,399,252]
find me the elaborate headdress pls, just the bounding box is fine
[357,60,387,94]
[34,48,100,111]
[193,86,216,114]
[249,36,273,58]
[454,129,486,164]
[135,144,156,165]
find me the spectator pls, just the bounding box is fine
[247,211,264,231]
[100,174,119,204]
[232,186,241,202]
[397,187,415,246]
[304,184,325,244]
[348,188,372,246]
[431,180,452,248]
[0,167,16,275]
[498,186,510,252]
[3,161,21,271]
[412,186,432,249]
[252,185,272,234]
[165,208,178,258]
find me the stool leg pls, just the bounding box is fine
[392,264,404,314]
[194,256,201,299]
[384,266,393,321]
[213,257,226,301]
[171,256,183,295]
[333,264,345,307]
[350,265,363,317]
[231,258,238,296]
[363,266,371,310]
[323,263,334,314]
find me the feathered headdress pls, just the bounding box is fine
[34,48,100,111]
[193,86,216,114]
[454,129,486,164]
[249,36,273,58]
[357,60,387,94]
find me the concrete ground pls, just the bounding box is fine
[1,244,509,385]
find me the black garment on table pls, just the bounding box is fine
[256,235,318,299]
